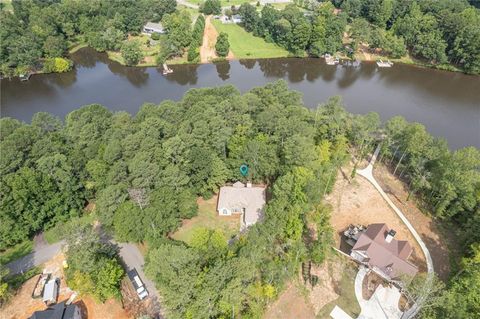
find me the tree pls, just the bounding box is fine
[121,40,143,66]
[43,57,72,73]
[200,0,221,15]
[215,32,230,57]
[43,35,67,58]
[162,10,193,56]
[239,3,259,33]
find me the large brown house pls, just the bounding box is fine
[350,223,418,280]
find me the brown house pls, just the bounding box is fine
[350,223,418,280]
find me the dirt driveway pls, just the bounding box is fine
[326,166,427,272]
[200,16,234,63]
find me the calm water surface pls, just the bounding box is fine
[1,48,479,149]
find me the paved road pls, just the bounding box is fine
[4,241,64,275]
[177,0,199,9]
[4,236,163,316]
[357,144,434,319]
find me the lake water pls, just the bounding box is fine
[1,48,479,149]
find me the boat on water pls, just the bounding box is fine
[376,60,393,68]
[325,54,339,66]
[19,72,32,81]
[162,63,173,75]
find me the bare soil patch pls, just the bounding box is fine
[362,270,384,300]
[200,16,234,63]
[1,253,129,319]
[372,163,460,280]
[307,259,343,315]
[263,282,316,319]
[326,164,427,273]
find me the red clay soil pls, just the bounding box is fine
[326,165,428,273]
[1,253,130,319]
[372,163,460,281]
[263,283,316,319]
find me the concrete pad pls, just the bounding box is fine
[330,305,354,319]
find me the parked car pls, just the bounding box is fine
[127,269,149,300]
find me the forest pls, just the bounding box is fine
[0,81,479,317]
[237,0,480,74]
[0,0,177,75]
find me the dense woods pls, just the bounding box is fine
[237,0,480,73]
[1,81,479,317]
[0,0,176,76]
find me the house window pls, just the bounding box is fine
[222,209,228,215]
[232,207,241,213]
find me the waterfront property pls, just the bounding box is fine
[350,223,418,280]
[217,182,266,230]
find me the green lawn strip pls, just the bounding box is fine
[44,213,96,244]
[171,197,240,245]
[0,240,34,266]
[212,20,289,59]
[316,256,361,318]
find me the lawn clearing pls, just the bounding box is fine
[315,254,361,319]
[212,20,289,59]
[0,240,33,266]
[107,34,162,67]
[264,281,316,319]
[171,195,240,245]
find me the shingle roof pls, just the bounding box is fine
[352,223,418,279]
[217,182,266,226]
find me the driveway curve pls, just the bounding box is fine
[356,144,434,319]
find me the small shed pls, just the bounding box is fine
[143,22,165,34]
[42,278,59,305]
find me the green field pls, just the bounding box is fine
[171,196,240,245]
[212,20,289,59]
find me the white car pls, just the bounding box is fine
[127,269,149,300]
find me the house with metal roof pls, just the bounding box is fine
[350,223,418,280]
[217,182,266,230]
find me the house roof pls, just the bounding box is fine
[217,182,266,226]
[143,22,163,30]
[352,223,418,279]
[30,302,80,319]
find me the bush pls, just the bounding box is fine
[43,57,73,73]
[120,40,143,66]
[187,47,200,62]
[215,32,230,57]
[200,0,221,15]
[151,32,161,41]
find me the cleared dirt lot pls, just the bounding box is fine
[263,282,316,319]
[325,167,428,273]
[1,253,129,319]
[373,163,459,280]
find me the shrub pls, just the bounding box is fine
[120,40,143,66]
[43,57,73,73]
[187,47,200,62]
[151,32,161,41]
[215,32,230,57]
[200,0,221,15]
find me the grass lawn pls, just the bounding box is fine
[316,256,361,318]
[107,34,162,67]
[212,20,289,59]
[0,240,33,266]
[171,195,240,245]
